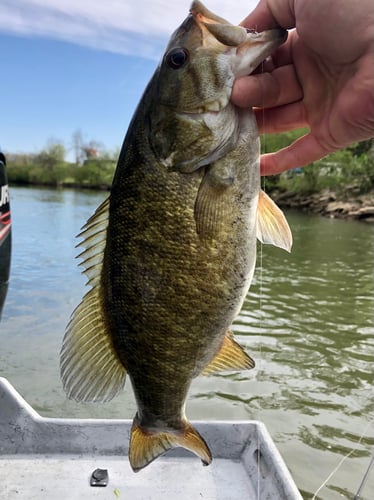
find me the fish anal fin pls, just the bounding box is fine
[201,331,255,376]
[256,190,293,252]
[129,418,212,472]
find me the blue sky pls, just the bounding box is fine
[0,1,256,161]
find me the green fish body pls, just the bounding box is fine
[60,1,291,472]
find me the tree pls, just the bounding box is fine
[71,129,85,165]
[36,138,66,169]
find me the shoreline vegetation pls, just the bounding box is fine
[5,132,374,222]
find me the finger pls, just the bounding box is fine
[232,64,302,109]
[260,133,333,175]
[255,101,308,133]
[257,56,276,73]
[252,32,298,73]
[240,0,296,32]
[270,31,297,67]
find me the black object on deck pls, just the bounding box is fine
[0,150,11,318]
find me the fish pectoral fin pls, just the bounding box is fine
[194,165,233,239]
[256,190,293,252]
[129,419,212,472]
[201,331,255,376]
[60,197,126,403]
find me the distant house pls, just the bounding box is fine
[83,147,100,160]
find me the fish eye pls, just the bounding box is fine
[166,47,189,69]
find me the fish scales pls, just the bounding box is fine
[104,114,257,424]
[61,0,292,472]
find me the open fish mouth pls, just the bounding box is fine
[190,0,287,77]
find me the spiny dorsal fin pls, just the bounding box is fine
[256,190,293,252]
[129,417,212,472]
[60,198,126,402]
[201,331,255,376]
[76,197,110,287]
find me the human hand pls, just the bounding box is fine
[231,0,374,175]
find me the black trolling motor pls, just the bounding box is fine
[0,149,11,319]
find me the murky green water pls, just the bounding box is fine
[1,187,373,499]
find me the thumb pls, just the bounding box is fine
[240,0,296,31]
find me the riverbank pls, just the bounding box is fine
[270,188,374,222]
[9,180,374,223]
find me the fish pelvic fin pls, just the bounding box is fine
[201,330,255,376]
[60,198,126,402]
[256,190,293,252]
[129,417,212,472]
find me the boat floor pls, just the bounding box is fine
[0,377,302,499]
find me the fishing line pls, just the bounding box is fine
[311,420,374,499]
[256,58,266,500]
[354,450,374,499]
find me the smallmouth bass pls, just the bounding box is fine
[60,0,291,472]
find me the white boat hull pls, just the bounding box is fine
[0,377,302,499]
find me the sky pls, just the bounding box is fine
[1,0,258,162]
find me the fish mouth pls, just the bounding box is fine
[190,1,249,47]
[234,27,287,77]
[177,15,287,115]
[180,96,229,115]
[190,0,287,77]
[190,0,231,26]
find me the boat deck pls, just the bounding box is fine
[0,377,302,499]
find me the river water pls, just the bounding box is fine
[1,186,373,499]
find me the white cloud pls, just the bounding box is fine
[0,0,257,59]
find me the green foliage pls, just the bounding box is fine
[334,147,374,193]
[5,136,373,194]
[347,139,373,157]
[36,142,66,168]
[74,159,115,187]
[6,136,116,188]
[262,135,374,196]
[7,156,115,188]
[260,129,308,155]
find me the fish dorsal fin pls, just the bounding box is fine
[201,331,255,375]
[129,417,212,472]
[76,197,110,286]
[60,198,126,402]
[256,190,293,252]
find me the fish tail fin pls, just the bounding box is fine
[129,417,212,472]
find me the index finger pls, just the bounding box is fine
[240,0,296,31]
[260,132,333,175]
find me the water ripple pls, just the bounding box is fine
[1,190,373,498]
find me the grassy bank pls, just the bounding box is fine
[7,158,115,190]
[6,135,374,202]
[261,133,374,195]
